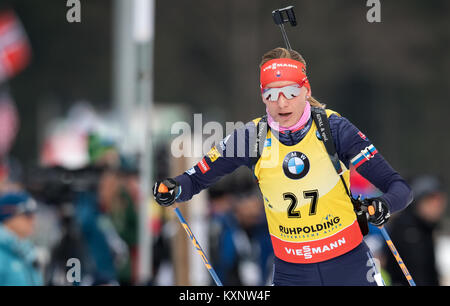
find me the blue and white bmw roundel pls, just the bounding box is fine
[283,151,310,180]
[287,157,304,174]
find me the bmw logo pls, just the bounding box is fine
[282,151,310,180]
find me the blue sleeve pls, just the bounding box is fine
[175,120,258,202]
[329,114,413,213]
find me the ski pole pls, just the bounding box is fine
[379,226,416,286]
[173,206,223,286]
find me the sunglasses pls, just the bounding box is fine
[262,84,302,102]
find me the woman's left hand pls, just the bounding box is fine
[361,197,391,226]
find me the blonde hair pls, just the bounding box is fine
[260,47,325,108]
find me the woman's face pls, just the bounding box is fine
[4,214,36,239]
[261,80,308,127]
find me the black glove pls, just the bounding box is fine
[361,197,391,226]
[153,178,181,207]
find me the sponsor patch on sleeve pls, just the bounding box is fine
[185,167,196,175]
[206,146,221,162]
[197,158,211,174]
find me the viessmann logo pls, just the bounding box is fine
[284,237,347,260]
[262,63,298,72]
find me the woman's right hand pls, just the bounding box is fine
[153,178,181,207]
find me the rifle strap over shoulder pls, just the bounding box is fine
[311,107,343,175]
[311,107,369,236]
[310,107,352,196]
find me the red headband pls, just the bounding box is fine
[260,58,310,93]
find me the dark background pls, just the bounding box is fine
[4,0,450,192]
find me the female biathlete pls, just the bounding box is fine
[153,47,413,286]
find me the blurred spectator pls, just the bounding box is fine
[208,171,273,286]
[73,186,119,285]
[98,167,139,285]
[208,175,233,218]
[0,191,42,285]
[385,175,447,286]
[44,131,124,285]
[32,116,139,285]
[88,134,144,285]
[69,134,125,285]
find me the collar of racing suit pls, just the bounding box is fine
[272,116,313,146]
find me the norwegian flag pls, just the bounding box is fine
[0,91,19,157]
[0,10,31,83]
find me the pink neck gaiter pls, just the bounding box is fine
[267,101,311,132]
